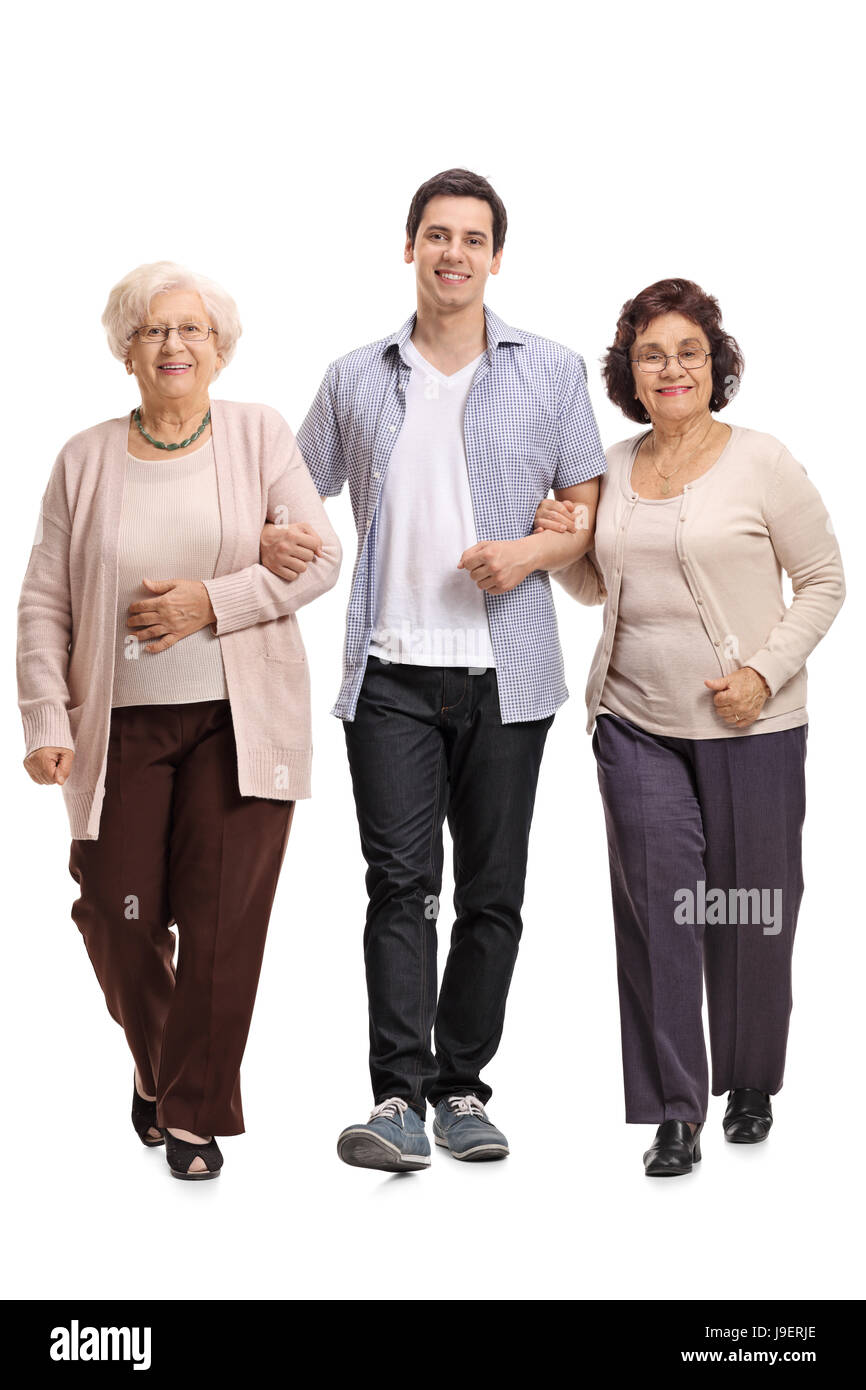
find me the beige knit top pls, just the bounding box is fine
[597,436,807,738]
[554,425,845,736]
[113,437,229,707]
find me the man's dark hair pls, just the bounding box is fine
[406,168,508,256]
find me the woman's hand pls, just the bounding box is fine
[705,668,771,728]
[458,538,538,594]
[24,746,74,786]
[260,522,324,581]
[533,498,581,533]
[127,578,217,653]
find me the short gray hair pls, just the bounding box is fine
[102,261,242,367]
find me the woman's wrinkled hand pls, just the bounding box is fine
[260,522,324,581]
[127,578,217,653]
[705,668,771,728]
[24,746,74,786]
[533,497,581,533]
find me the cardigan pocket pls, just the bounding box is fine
[263,612,307,664]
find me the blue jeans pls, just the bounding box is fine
[344,657,553,1118]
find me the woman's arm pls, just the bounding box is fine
[17,460,76,757]
[552,549,607,605]
[202,413,342,636]
[743,444,845,695]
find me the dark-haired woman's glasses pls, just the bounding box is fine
[631,349,711,372]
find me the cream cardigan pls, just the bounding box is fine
[554,425,845,733]
[17,400,342,839]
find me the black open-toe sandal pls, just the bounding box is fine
[162,1130,224,1181]
[131,1077,164,1147]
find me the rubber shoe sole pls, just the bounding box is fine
[433,1134,509,1162]
[337,1128,431,1173]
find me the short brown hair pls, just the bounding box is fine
[406,168,508,256]
[603,278,745,423]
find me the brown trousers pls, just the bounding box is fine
[68,700,294,1136]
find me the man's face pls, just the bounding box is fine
[406,195,502,311]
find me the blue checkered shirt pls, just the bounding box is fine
[297,304,607,723]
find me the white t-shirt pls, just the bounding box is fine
[368,337,496,669]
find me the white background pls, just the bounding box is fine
[2,0,862,1302]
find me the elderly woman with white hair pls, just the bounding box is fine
[17,262,341,1181]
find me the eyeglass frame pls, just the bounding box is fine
[630,348,712,373]
[129,323,219,344]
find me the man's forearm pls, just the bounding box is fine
[519,523,594,575]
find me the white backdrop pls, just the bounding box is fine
[2,0,862,1302]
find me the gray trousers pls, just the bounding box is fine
[592,713,807,1123]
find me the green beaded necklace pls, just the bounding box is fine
[134,406,211,451]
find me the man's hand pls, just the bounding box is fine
[24,745,74,785]
[127,578,217,653]
[704,668,771,728]
[260,521,324,581]
[458,538,539,594]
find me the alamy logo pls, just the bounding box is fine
[49,1320,152,1370]
[674,880,782,936]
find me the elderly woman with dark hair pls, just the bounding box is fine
[536,279,844,1176]
[17,262,341,1181]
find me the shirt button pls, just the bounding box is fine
[696,597,703,605]
[389,425,396,433]
[373,471,381,479]
[714,640,721,647]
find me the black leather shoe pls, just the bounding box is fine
[643,1120,703,1176]
[723,1088,772,1144]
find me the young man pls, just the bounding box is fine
[264,169,606,1171]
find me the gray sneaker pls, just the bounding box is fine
[337,1097,431,1172]
[433,1094,510,1162]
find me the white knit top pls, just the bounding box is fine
[112,438,229,707]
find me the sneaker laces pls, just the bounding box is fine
[370,1097,408,1127]
[446,1094,487,1119]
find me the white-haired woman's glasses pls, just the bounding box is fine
[131,322,219,344]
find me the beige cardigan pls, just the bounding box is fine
[17,400,342,839]
[554,425,845,733]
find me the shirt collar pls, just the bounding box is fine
[382,304,527,357]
